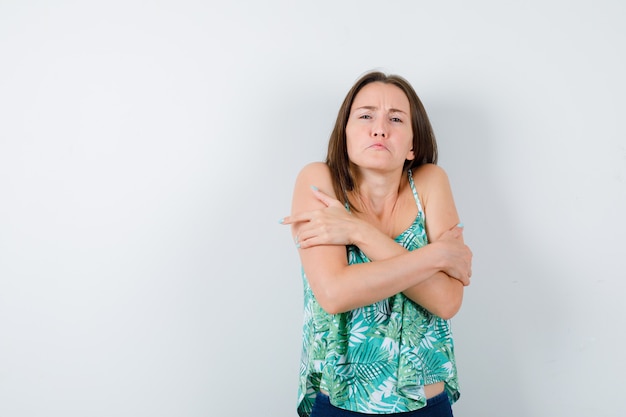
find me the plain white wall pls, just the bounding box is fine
[1,1,624,416]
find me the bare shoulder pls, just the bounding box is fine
[412,163,448,178]
[411,163,451,197]
[292,162,337,213]
[295,162,336,199]
[411,163,459,239]
[297,161,331,178]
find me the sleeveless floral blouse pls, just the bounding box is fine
[296,170,460,416]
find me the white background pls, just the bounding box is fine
[1,1,625,416]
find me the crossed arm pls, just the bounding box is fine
[282,162,472,318]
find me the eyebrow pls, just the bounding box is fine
[354,105,408,114]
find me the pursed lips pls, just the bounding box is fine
[368,143,388,150]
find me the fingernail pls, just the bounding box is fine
[295,243,301,249]
[457,222,464,228]
[310,185,319,191]
[278,218,284,224]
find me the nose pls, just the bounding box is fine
[372,120,387,138]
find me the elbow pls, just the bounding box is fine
[312,282,350,315]
[432,292,463,320]
[316,290,348,315]
[433,277,465,320]
[307,266,357,315]
[320,303,344,315]
[433,302,461,320]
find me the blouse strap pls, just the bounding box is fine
[407,169,424,217]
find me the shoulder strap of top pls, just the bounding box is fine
[408,169,425,217]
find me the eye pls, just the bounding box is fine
[390,116,403,123]
[359,114,372,120]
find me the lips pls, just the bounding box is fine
[368,143,387,150]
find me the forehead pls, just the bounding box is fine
[351,82,410,110]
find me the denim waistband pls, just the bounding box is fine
[425,390,450,407]
[311,390,452,416]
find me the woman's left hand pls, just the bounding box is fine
[281,187,361,249]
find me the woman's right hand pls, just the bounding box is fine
[433,226,473,286]
[281,187,363,249]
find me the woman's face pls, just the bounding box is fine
[345,82,414,173]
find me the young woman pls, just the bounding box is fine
[282,71,473,417]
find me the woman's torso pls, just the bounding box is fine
[297,169,460,417]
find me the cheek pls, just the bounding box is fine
[345,123,357,139]
[404,134,415,158]
[345,127,358,150]
[346,139,356,159]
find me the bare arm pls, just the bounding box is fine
[349,164,468,319]
[285,162,471,315]
[351,222,467,320]
[403,164,469,318]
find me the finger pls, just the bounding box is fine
[298,236,314,249]
[461,271,470,286]
[295,225,315,244]
[296,232,319,249]
[310,186,344,208]
[445,223,465,237]
[438,227,462,241]
[280,212,314,225]
[450,224,464,235]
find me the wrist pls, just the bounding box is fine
[429,241,448,272]
[350,219,368,246]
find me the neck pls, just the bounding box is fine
[350,168,405,217]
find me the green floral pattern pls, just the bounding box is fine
[297,170,460,416]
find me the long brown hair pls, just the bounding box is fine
[326,71,438,208]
